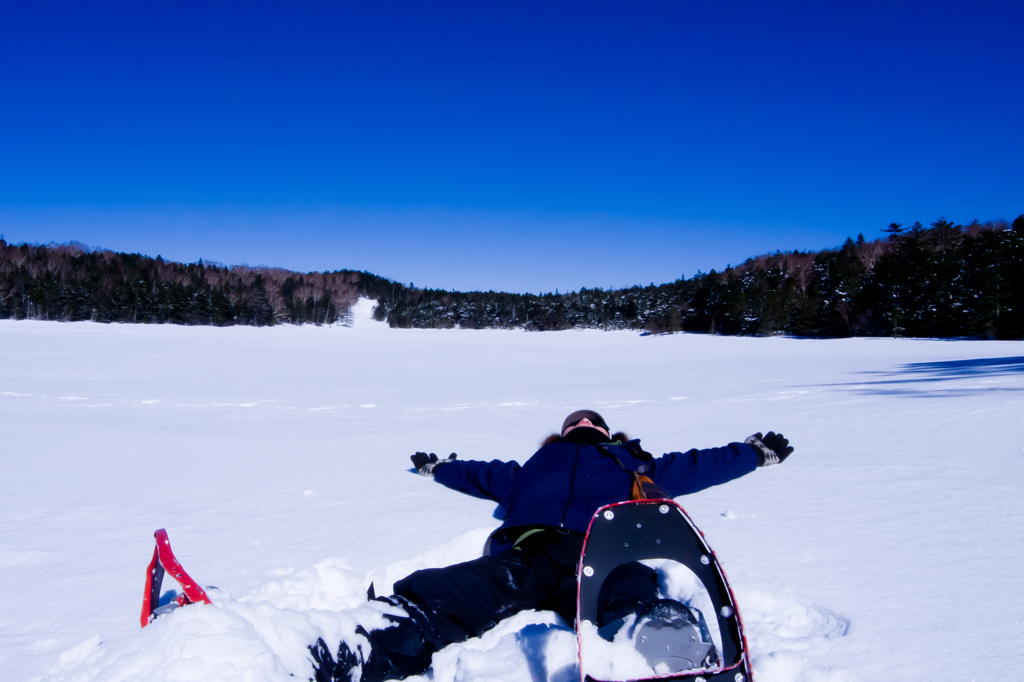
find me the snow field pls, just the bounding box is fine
[2,298,1023,681]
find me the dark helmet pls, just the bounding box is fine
[561,410,609,436]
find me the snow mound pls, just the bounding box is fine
[243,557,368,612]
[33,531,497,682]
[741,592,853,682]
[36,552,854,682]
[422,611,578,682]
[367,527,494,596]
[34,572,399,682]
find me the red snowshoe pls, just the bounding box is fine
[140,529,212,628]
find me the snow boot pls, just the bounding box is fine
[309,638,337,682]
[309,636,361,682]
[308,605,436,682]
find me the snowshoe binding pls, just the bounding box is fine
[630,600,719,672]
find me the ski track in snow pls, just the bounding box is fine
[3,298,1024,681]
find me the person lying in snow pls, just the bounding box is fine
[309,410,793,682]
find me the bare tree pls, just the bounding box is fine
[264,287,290,322]
[331,286,359,324]
[230,265,257,287]
[780,252,816,292]
[855,239,890,271]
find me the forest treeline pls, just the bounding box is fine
[0,241,365,326]
[2,213,1023,338]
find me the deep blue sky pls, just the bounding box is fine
[2,1,1021,293]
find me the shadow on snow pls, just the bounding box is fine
[817,356,1024,398]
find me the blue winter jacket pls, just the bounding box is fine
[433,437,758,537]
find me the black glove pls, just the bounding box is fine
[410,452,457,477]
[745,432,793,467]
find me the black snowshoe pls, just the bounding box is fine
[577,500,753,682]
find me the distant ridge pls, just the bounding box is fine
[2,213,1022,338]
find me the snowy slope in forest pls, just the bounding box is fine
[2,298,1023,682]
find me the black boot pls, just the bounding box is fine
[333,639,362,682]
[309,637,336,682]
[357,613,434,682]
[308,636,362,682]
[308,600,438,682]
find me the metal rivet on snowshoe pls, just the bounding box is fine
[636,523,642,528]
[604,510,615,520]
[735,674,745,682]
[656,538,661,544]
[624,542,629,547]
[700,555,710,565]
[695,678,706,682]
[720,606,733,618]
[659,504,669,514]
[583,566,594,577]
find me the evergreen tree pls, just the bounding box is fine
[998,215,1024,338]
[882,222,904,240]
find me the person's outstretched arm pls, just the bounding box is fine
[410,452,519,507]
[653,431,794,496]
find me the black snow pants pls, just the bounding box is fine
[342,527,662,682]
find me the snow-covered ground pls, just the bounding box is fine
[2,298,1022,682]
